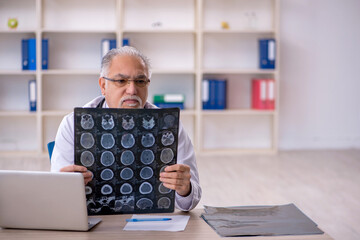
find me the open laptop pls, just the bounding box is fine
[0,170,101,231]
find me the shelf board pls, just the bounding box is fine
[42,110,72,117]
[180,110,196,116]
[41,69,100,75]
[41,29,116,34]
[123,29,195,34]
[0,29,36,34]
[0,111,37,117]
[201,109,275,116]
[202,69,277,74]
[203,29,275,34]
[0,70,37,75]
[198,148,277,155]
[152,69,195,74]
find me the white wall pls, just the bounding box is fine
[279,0,360,149]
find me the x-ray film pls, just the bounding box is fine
[74,107,179,215]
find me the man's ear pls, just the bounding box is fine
[99,77,106,95]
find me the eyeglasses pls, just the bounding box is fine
[103,76,150,88]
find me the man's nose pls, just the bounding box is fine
[125,81,137,94]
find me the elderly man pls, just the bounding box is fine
[51,46,201,211]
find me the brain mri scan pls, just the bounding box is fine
[74,108,179,215]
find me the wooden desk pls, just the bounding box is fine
[0,210,333,240]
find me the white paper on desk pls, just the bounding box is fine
[123,215,190,232]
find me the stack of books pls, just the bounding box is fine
[153,94,185,109]
[202,79,227,110]
[252,79,275,110]
[21,38,48,70]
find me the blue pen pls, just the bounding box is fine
[126,218,172,222]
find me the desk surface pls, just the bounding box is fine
[0,209,333,240]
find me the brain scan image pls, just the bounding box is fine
[80,114,94,130]
[120,167,134,180]
[101,133,115,149]
[161,131,175,146]
[139,182,153,194]
[140,149,154,165]
[141,132,155,147]
[140,166,153,180]
[158,183,172,194]
[142,116,155,130]
[160,148,174,164]
[122,115,135,130]
[100,168,114,181]
[100,151,115,166]
[157,197,171,209]
[120,150,135,165]
[74,108,179,215]
[120,183,133,195]
[80,132,95,149]
[163,114,176,129]
[121,133,135,149]
[80,151,95,167]
[101,184,113,195]
[136,198,153,209]
[114,196,134,212]
[85,186,92,195]
[101,114,115,130]
[159,165,168,174]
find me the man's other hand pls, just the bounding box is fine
[159,164,191,197]
[60,165,93,185]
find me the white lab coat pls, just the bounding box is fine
[51,96,201,211]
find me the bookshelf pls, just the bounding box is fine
[0,0,280,155]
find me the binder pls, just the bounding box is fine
[259,39,276,69]
[155,102,184,109]
[101,39,110,57]
[42,39,48,70]
[216,80,227,110]
[266,79,275,110]
[101,39,117,57]
[122,38,130,46]
[209,80,217,109]
[28,80,37,112]
[202,79,210,109]
[21,39,29,70]
[28,38,36,70]
[252,79,267,109]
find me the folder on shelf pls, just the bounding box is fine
[101,39,117,57]
[122,38,130,46]
[202,79,227,110]
[28,38,36,70]
[252,79,275,110]
[259,39,276,69]
[42,39,48,70]
[21,39,29,70]
[28,80,36,112]
[266,79,275,110]
[153,94,185,110]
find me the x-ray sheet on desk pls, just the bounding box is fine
[201,203,324,237]
[74,107,179,215]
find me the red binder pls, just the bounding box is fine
[252,79,275,110]
[252,79,267,109]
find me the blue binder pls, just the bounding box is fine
[21,39,29,70]
[123,38,130,46]
[28,80,36,112]
[28,38,36,70]
[259,39,276,69]
[42,39,48,70]
[216,80,227,110]
[155,102,184,109]
[110,39,116,49]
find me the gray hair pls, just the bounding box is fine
[100,46,152,78]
